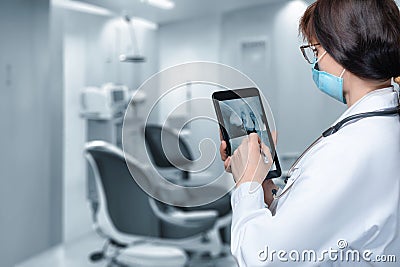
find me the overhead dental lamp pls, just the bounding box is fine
[119,15,146,63]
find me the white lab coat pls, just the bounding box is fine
[230,87,400,266]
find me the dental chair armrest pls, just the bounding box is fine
[148,198,218,227]
[166,210,218,227]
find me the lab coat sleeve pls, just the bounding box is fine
[229,140,385,266]
[230,182,274,265]
[231,182,266,216]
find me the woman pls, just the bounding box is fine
[221,0,400,266]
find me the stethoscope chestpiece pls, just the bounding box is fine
[271,188,278,197]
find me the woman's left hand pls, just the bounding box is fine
[227,133,273,187]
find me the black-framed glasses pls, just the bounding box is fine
[300,43,320,64]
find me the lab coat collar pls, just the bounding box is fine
[333,86,399,125]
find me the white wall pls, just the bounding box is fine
[61,9,159,242]
[159,15,221,69]
[0,0,63,266]
[62,10,92,241]
[158,15,223,175]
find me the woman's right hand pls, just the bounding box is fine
[219,131,278,174]
[219,131,278,206]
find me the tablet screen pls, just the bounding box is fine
[219,96,272,156]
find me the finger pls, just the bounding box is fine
[271,131,278,146]
[248,132,259,144]
[233,147,239,158]
[219,130,223,141]
[261,143,273,163]
[261,143,271,155]
[224,157,232,173]
[223,156,230,169]
[220,140,228,161]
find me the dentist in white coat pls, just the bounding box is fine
[220,0,400,266]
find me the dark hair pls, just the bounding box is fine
[300,0,400,82]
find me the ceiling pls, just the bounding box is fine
[80,0,286,25]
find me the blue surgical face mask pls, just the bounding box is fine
[312,51,347,104]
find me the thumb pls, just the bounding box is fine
[248,132,259,144]
[271,131,278,147]
[224,156,232,173]
[261,143,273,163]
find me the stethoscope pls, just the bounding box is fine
[272,102,400,200]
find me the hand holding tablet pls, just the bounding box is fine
[212,88,281,181]
[229,133,274,185]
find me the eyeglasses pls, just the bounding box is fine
[300,43,320,64]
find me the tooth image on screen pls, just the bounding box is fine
[230,111,243,126]
[219,97,271,155]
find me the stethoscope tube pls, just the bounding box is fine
[322,106,400,137]
[272,105,400,200]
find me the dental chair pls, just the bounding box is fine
[84,141,227,266]
[144,125,193,181]
[144,125,232,243]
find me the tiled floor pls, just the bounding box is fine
[16,232,237,267]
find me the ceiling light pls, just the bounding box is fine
[142,0,175,10]
[53,0,114,16]
[130,16,159,30]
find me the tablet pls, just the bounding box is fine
[212,87,281,179]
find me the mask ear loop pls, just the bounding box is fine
[339,69,346,78]
[315,51,327,64]
[339,69,347,103]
